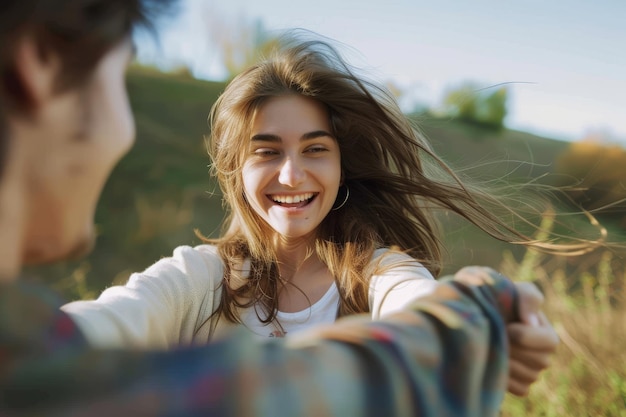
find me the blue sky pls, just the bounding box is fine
[138,0,626,143]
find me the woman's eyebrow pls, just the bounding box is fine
[301,130,334,140]
[250,130,334,143]
[250,133,281,143]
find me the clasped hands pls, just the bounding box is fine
[507,280,559,396]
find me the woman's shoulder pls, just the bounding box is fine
[366,247,435,284]
[150,243,222,266]
[172,243,221,258]
[370,247,428,270]
[367,247,439,318]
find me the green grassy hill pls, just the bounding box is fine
[419,115,569,179]
[415,115,576,272]
[23,67,612,299]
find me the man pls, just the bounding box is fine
[0,1,557,415]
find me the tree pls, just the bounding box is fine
[442,81,509,130]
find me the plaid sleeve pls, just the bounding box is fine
[0,269,516,417]
[0,281,87,355]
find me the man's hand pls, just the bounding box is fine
[506,282,559,396]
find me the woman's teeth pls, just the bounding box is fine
[271,193,314,204]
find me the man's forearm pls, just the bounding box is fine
[0,269,515,416]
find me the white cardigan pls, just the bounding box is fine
[62,245,437,349]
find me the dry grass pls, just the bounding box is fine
[500,239,626,416]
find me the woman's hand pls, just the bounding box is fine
[506,282,559,396]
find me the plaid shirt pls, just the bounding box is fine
[0,268,516,417]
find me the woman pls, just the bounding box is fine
[64,32,567,395]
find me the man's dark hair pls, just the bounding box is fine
[0,0,177,175]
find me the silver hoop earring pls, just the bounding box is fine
[331,185,350,211]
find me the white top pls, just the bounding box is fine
[240,282,339,338]
[62,245,437,348]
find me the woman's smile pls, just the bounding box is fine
[268,193,317,209]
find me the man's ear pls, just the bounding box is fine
[11,36,59,112]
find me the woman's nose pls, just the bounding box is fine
[278,157,306,187]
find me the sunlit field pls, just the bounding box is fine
[25,68,626,416]
[499,217,625,416]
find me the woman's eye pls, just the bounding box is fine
[306,146,327,154]
[254,148,279,156]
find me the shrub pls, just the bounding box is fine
[554,140,626,227]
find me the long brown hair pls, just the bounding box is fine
[203,30,598,323]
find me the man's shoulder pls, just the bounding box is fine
[0,281,87,359]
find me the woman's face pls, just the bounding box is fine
[242,95,341,242]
